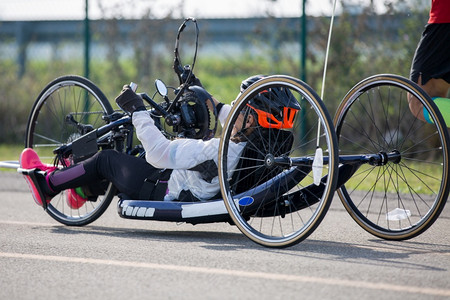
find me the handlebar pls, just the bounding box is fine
[51,19,212,164]
[139,93,169,118]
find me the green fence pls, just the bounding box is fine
[0,0,428,145]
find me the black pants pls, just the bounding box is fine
[48,150,162,200]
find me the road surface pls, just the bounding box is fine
[0,171,449,299]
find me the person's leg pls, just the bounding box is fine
[48,149,160,200]
[408,75,450,123]
[20,148,161,205]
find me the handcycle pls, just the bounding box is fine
[19,19,450,248]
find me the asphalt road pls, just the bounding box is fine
[0,171,449,300]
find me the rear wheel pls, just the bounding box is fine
[218,75,338,248]
[334,74,450,240]
[25,75,117,226]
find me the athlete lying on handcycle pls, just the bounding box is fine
[18,17,447,248]
[20,75,300,207]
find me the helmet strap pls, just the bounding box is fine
[231,107,254,142]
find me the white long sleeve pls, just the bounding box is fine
[132,109,245,201]
[133,111,214,169]
[217,104,231,127]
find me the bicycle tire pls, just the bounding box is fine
[25,75,117,226]
[334,74,450,240]
[218,75,338,248]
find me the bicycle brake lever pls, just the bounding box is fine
[129,82,138,92]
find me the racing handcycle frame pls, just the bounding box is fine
[14,18,450,248]
[18,73,450,248]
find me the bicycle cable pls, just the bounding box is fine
[173,17,199,85]
[312,0,338,185]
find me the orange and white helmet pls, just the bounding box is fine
[240,75,300,129]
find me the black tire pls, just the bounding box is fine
[334,74,450,240]
[25,75,116,226]
[218,75,338,248]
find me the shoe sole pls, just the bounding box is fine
[22,174,47,206]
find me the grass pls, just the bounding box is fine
[343,162,443,195]
[0,144,24,161]
[0,144,24,172]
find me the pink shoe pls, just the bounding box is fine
[19,148,57,206]
[20,148,58,173]
[66,188,87,209]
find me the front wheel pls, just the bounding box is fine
[218,75,338,248]
[334,74,450,240]
[25,75,116,226]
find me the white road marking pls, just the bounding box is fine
[0,220,57,227]
[0,252,449,297]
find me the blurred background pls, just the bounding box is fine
[0,0,428,151]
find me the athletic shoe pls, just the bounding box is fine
[66,188,87,209]
[20,148,58,173]
[19,148,57,206]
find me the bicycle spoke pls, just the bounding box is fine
[335,75,449,239]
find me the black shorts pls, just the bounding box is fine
[410,23,450,85]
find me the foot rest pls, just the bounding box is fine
[18,168,49,210]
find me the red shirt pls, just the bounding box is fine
[428,0,450,23]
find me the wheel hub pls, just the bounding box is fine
[264,154,275,168]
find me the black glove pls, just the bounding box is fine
[115,85,146,115]
[181,71,203,87]
[190,74,203,87]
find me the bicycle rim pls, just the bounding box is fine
[26,75,116,226]
[334,74,450,239]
